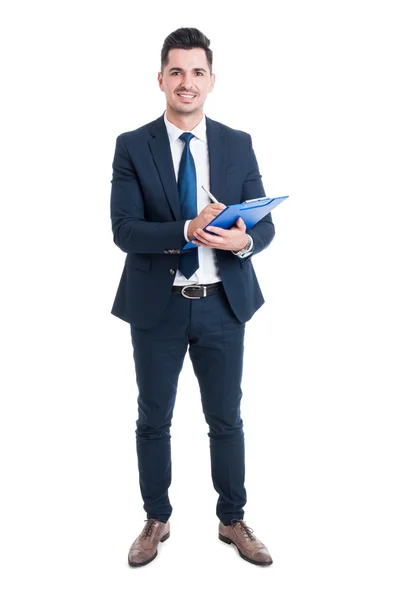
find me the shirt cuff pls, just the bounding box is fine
[232,234,254,258]
[184,220,191,243]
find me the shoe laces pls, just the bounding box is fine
[143,519,157,538]
[231,519,255,540]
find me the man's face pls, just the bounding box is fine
[158,48,215,116]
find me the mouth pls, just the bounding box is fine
[176,93,196,101]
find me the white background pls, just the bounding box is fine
[1,0,397,598]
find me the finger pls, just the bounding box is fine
[192,235,214,247]
[194,238,222,248]
[195,229,218,242]
[211,207,225,215]
[195,229,223,246]
[205,226,226,236]
[236,217,246,229]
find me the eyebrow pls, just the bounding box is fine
[168,67,207,73]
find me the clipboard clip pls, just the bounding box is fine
[243,197,268,203]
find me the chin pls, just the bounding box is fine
[171,104,199,115]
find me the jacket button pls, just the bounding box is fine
[169,269,175,275]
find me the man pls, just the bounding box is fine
[110,27,275,567]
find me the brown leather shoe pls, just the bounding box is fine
[219,519,273,566]
[128,519,170,567]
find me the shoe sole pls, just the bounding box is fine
[128,531,170,567]
[218,533,273,567]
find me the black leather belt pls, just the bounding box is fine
[172,282,223,299]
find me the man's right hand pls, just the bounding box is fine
[187,203,226,241]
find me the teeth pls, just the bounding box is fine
[178,94,195,98]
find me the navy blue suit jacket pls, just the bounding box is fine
[110,114,275,329]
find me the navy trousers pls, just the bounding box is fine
[130,287,247,526]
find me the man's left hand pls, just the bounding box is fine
[192,217,248,252]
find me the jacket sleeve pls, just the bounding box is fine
[241,135,275,258]
[110,134,186,254]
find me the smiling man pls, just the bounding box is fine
[110,27,275,567]
[160,52,213,116]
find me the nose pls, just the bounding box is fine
[181,73,194,90]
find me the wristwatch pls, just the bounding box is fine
[232,235,253,258]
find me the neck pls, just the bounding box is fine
[165,106,204,131]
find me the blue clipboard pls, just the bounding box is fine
[183,195,288,250]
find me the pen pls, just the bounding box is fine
[201,185,219,203]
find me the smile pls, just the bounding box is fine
[177,93,196,99]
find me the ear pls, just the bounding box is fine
[209,72,216,93]
[158,72,164,91]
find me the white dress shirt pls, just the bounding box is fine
[163,112,253,286]
[164,111,221,285]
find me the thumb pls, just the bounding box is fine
[237,217,246,229]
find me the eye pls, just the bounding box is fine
[171,72,180,76]
[196,71,204,76]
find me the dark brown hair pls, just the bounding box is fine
[160,27,213,74]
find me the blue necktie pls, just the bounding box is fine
[178,132,199,279]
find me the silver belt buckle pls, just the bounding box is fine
[181,285,205,299]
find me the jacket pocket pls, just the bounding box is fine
[125,253,151,271]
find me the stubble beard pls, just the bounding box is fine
[169,99,203,117]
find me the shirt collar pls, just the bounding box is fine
[163,111,207,144]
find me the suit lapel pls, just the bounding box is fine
[206,116,226,204]
[148,114,227,221]
[148,116,181,220]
